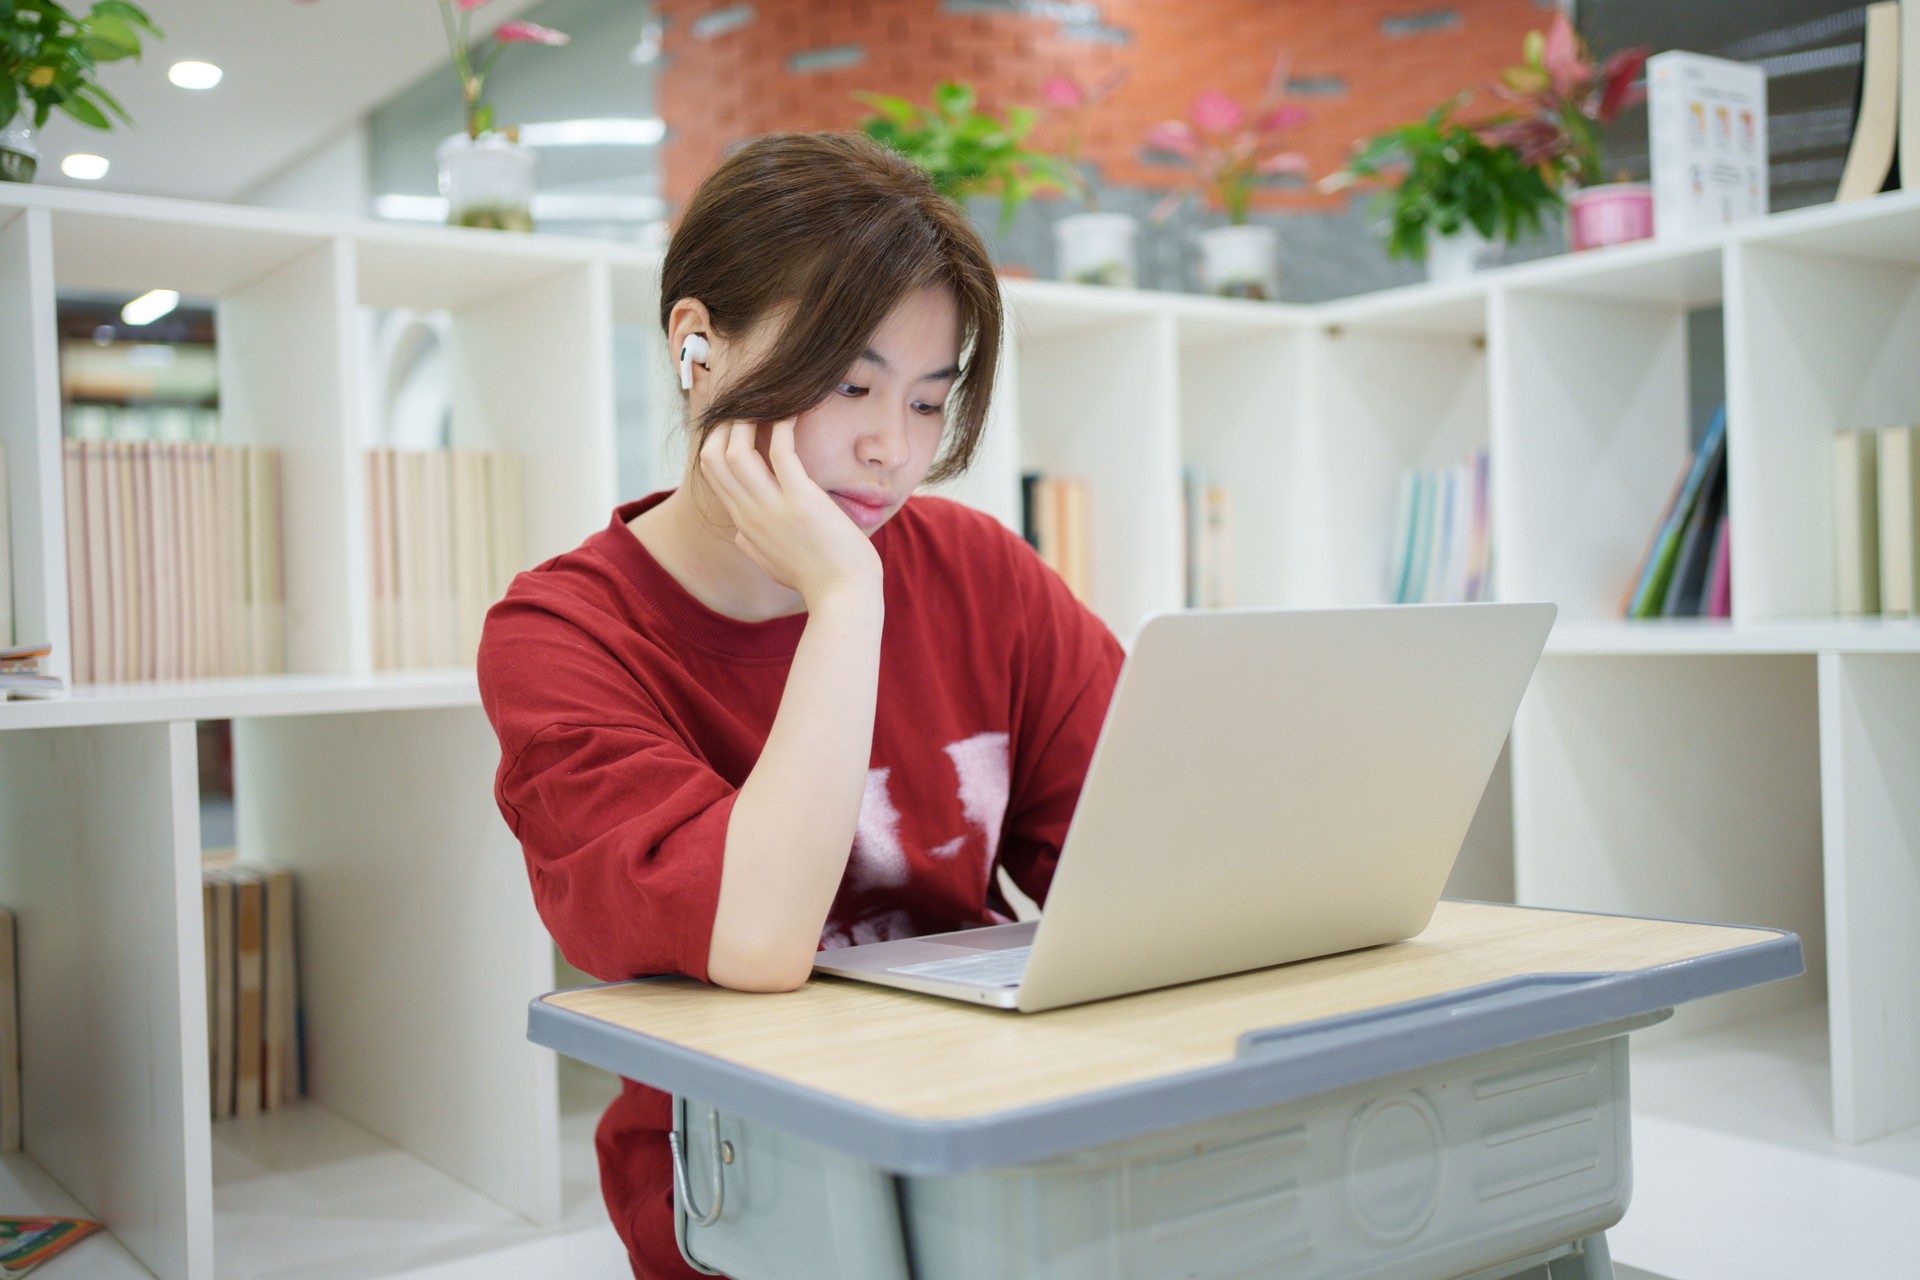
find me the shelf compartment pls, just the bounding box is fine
[211,1097,623,1280]
[1491,288,1701,621]
[1175,324,1305,607]
[1726,237,1920,622]
[1817,652,1920,1143]
[0,721,211,1280]
[1511,654,1824,1039]
[0,1151,160,1279]
[1299,321,1489,606]
[1011,309,1182,639]
[231,706,560,1226]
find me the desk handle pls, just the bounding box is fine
[1237,972,1615,1058]
[670,1099,727,1228]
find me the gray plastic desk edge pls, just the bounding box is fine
[527,926,1802,1176]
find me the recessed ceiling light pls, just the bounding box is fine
[168,61,223,90]
[122,290,180,326]
[61,153,109,180]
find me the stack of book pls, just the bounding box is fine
[1832,424,1920,616]
[366,448,526,669]
[1385,448,1492,605]
[60,440,284,684]
[1020,472,1092,604]
[202,854,301,1119]
[0,644,62,698]
[1623,408,1731,619]
[1182,468,1234,609]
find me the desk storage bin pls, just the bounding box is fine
[674,1028,1631,1280]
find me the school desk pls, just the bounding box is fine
[529,900,1801,1279]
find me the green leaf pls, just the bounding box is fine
[79,12,139,59]
[59,89,107,128]
[91,0,160,38]
[932,81,974,119]
[75,76,126,124]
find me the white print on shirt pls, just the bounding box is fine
[849,766,909,889]
[846,733,1012,893]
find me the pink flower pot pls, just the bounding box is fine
[1568,182,1654,251]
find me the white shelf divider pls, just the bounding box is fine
[1817,652,1920,1143]
[233,706,561,1227]
[0,208,68,672]
[216,236,361,676]
[0,720,212,1280]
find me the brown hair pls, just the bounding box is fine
[659,131,1002,484]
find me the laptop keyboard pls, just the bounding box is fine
[888,945,1032,988]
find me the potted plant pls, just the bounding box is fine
[856,81,1068,234]
[1142,59,1310,301]
[431,0,568,231]
[1039,69,1136,288]
[1324,98,1561,280]
[1,0,162,183]
[1483,11,1650,251]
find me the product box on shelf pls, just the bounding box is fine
[1647,51,1769,241]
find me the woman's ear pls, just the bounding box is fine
[667,298,714,392]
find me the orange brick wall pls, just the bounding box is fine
[659,0,1552,218]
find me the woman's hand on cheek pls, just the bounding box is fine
[700,419,883,608]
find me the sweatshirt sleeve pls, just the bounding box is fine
[996,539,1125,909]
[478,586,733,985]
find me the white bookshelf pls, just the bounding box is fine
[3,181,1920,1279]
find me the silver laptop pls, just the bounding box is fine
[812,602,1557,1012]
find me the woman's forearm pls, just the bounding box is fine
[707,580,884,991]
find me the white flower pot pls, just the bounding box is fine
[1424,225,1503,281]
[0,116,39,183]
[1054,212,1138,288]
[1196,224,1279,301]
[436,132,537,232]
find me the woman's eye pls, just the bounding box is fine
[836,383,868,398]
[912,401,947,417]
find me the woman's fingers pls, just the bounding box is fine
[724,419,782,503]
[765,418,809,489]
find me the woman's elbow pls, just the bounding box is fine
[706,937,815,993]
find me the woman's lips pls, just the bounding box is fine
[830,491,893,529]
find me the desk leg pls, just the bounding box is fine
[1545,1234,1612,1280]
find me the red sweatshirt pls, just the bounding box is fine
[476,491,1123,1278]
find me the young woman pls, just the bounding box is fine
[476,131,1123,1278]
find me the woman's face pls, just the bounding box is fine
[745,285,962,536]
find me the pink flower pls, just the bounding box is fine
[457,0,491,11]
[1143,120,1198,156]
[495,20,569,45]
[1542,11,1589,100]
[1596,49,1648,123]
[1191,89,1244,134]
[1042,75,1081,110]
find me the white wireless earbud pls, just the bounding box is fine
[678,333,710,391]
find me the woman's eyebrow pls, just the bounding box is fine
[859,347,961,382]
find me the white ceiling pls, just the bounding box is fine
[25,0,545,203]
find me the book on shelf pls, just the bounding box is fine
[1181,467,1234,609]
[0,906,17,1154]
[202,854,301,1119]
[1646,50,1768,240]
[1386,448,1491,605]
[366,446,527,670]
[0,643,62,698]
[59,441,285,684]
[1879,424,1920,615]
[1018,471,1093,604]
[1624,407,1728,619]
[1834,427,1882,616]
[1837,1,1903,202]
[0,1217,103,1276]
[1661,429,1729,618]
